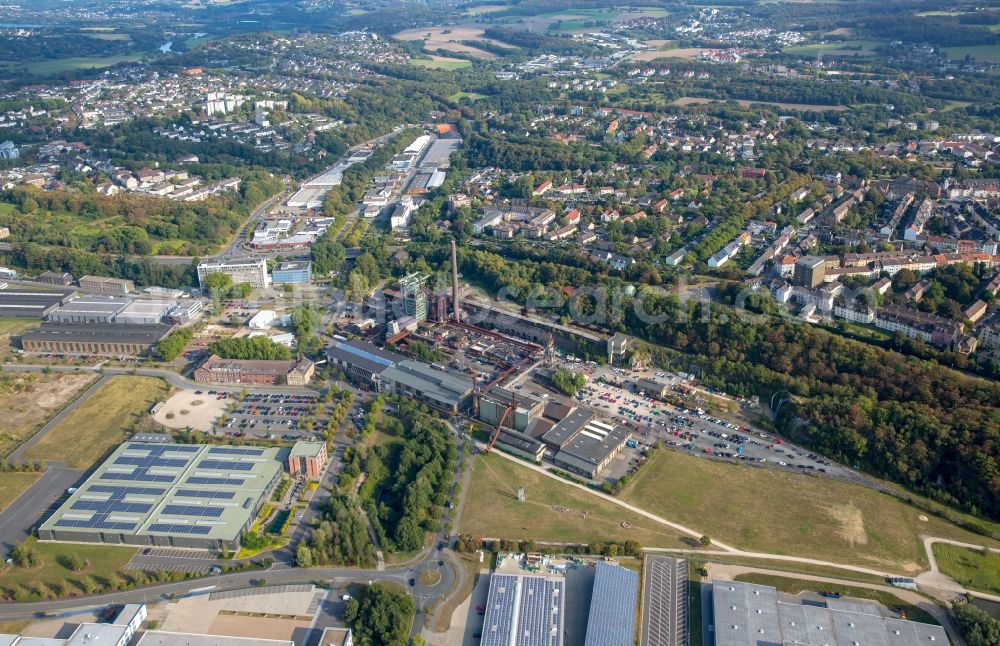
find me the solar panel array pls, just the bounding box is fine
[147,523,212,535]
[162,504,225,518]
[53,483,159,532]
[584,562,639,646]
[89,484,166,496]
[41,441,283,546]
[208,447,265,456]
[186,476,247,486]
[481,574,564,646]
[197,459,255,471]
[176,489,235,499]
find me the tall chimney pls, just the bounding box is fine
[451,239,461,323]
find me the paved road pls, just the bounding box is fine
[6,374,107,466]
[0,561,449,621]
[0,465,83,551]
[2,364,318,395]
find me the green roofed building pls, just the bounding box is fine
[39,441,285,551]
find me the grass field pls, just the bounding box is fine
[732,573,939,625]
[932,544,1000,595]
[672,96,850,112]
[450,91,487,102]
[941,45,1000,63]
[25,376,170,469]
[459,453,703,548]
[0,472,42,513]
[408,57,473,70]
[23,53,146,76]
[619,450,1000,573]
[0,538,136,598]
[783,39,881,55]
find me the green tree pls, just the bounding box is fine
[203,272,233,294]
[344,583,415,646]
[552,368,586,396]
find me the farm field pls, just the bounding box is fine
[394,25,514,60]
[20,54,146,76]
[24,376,170,469]
[631,47,705,61]
[459,452,705,549]
[0,372,98,459]
[932,543,1000,595]
[941,45,1000,63]
[618,449,1000,573]
[783,39,882,56]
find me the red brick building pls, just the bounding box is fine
[288,441,328,480]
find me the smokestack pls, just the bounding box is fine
[451,239,461,323]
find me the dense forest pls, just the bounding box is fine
[359,398,456,554]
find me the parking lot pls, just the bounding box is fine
[574,374,847,477]
[208,390,337,442]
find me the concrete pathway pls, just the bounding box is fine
[919,536,1000,604]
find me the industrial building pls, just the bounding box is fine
[79,275,135,295]
[0,604,298,646]
[113,300,176,325]
[584,561,639,646]
[287,441,328,480]
[479,387,545,433]
[711,579,949,646]
[197,259,270,290]
[37,271,74,286]
[167,301,203,324]
[325,338,405,390]
[399,272,430,323]
[0,286,75,318]
[137,634,294,646]
[324,339,472,411]
[271,261,312,284]
[47,295,129,324]
[641,556,688,646]
[39,442,284,551]
[20,323,173,355]
[0,604,146,646]
[380,360,474,413]
[541,408,632,479]
[194,355,314,386]
[635,378,668,399]
[481,573,565,646]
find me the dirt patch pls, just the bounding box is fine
[0,372,97,457]
[154,389,227,431]
[828,503,868,547]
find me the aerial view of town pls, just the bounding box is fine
[0,0,999,644]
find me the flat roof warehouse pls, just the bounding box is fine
[39,442,284,550]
